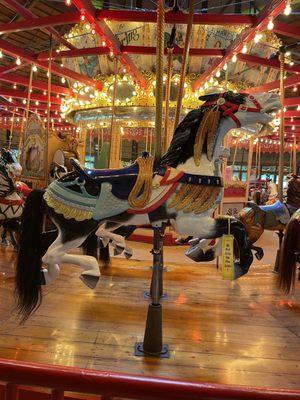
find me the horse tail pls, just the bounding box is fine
[15,189,46,322]
[278,217,300,294]
[82,232,98,259]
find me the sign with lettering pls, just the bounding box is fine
[222,234,234,280]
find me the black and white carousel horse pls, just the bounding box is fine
[15,91,281,321]
[0,148,23,222]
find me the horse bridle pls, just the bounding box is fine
[201,93,262,128]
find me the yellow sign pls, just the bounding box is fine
[222,234,234,280]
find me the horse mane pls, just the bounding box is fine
[287,175,300,209]
[0,164,14,197]
[160,91,246,167]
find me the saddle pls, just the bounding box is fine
[238,200,289,243]
[70,157,223,201]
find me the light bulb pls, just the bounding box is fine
[223,63,227,71]
[232,54,237,63]
[292,125,295,130]
[13,83,17,89]
[22,99,26,104]
[8,97,12,102]
[61,77,66,83]
[297,105,300,111]
[293,86,297,92]
[32,65,37,72]
[267,18,274,30]
[216,70,221,78]
[16,57,21,65]
[284,2,292,15]
[0,50,2,58]
[35,101,39,106]
[80,13,85,21]
[254,33,261,43]
[65,0,71,5]
[43,91,46,96]
[242,45,247,54]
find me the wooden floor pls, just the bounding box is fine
[0,240,300,390]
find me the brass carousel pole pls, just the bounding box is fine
[135,0,169,359]
[274,49,286,273]
[174,0,194,129]
[108,56,119,168]
[8,108,15,150]
[163,26,175,153]
[278,50,285,201]
[18,68,33,162]
[46,35,53,185]
[293,136,297,175]
[245,137,254,202]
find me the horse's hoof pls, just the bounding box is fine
[80,274,99,289]
[113,245,124,256]
[124,250,133,259]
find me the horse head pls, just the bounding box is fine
[162,91,281,168]
[0,148,22,177]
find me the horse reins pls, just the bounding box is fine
[201,93,262,128]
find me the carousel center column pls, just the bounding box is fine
[108,124,121,168]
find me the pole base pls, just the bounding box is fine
[149,266,168,272]
[143,291,168,300]
[134,342,170,358]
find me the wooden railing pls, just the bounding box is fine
[0,358,300,400]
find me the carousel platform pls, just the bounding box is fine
[0,231,299,392]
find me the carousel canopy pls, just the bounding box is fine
[0,0,300,146]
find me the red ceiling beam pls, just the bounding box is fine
[96,9,256,25]
[237,53,300,74]
[1,0,76,50]
[285,110,300,117]
[0,37,102,90]
[0,88,61,104]
[72,0,147,88]
[0,73,71,96]
[38,45,225,60]
[273,21,300,40]
[284,97,300,107]
[246,74,300,93]
[192,0,287,91]
[0,63,27,75]
[0,101,61,111]
[0,12,81,35]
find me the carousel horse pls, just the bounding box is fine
[0,149,23,221]
[15,91,281,321]
[278,208,300,294]
[186,175,300,263]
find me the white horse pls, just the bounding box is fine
[15,91,281,321]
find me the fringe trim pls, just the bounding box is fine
[44,192,93,221]
[168,184,221,214]
[194,109,221,166]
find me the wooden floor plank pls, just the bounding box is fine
[0,244,299,390]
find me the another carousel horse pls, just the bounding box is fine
[15,91,281,321]
[278,208,300,294]
[0,148,23,221]
[186,175,300,262]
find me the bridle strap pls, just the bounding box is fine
[202,93,262,128]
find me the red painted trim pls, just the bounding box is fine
[246,74,300,93]
[274,21,300,40]
[0,198,23,206]
[159,167,171,185]
[127,182,179,214]
[284,97,300,107]
[192,0,287,90]
[0,73,71,96]
[128,232,177,246]
[72,0,147,88]
[0,37,102,90]
[1,0,76,50]
[0,12,81,35]
[0,88,61,105]
[237,53,300,74]
[161,171,185,185]
[96,10,256,25]
[39,46,225,61]
[0,358,299,400]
